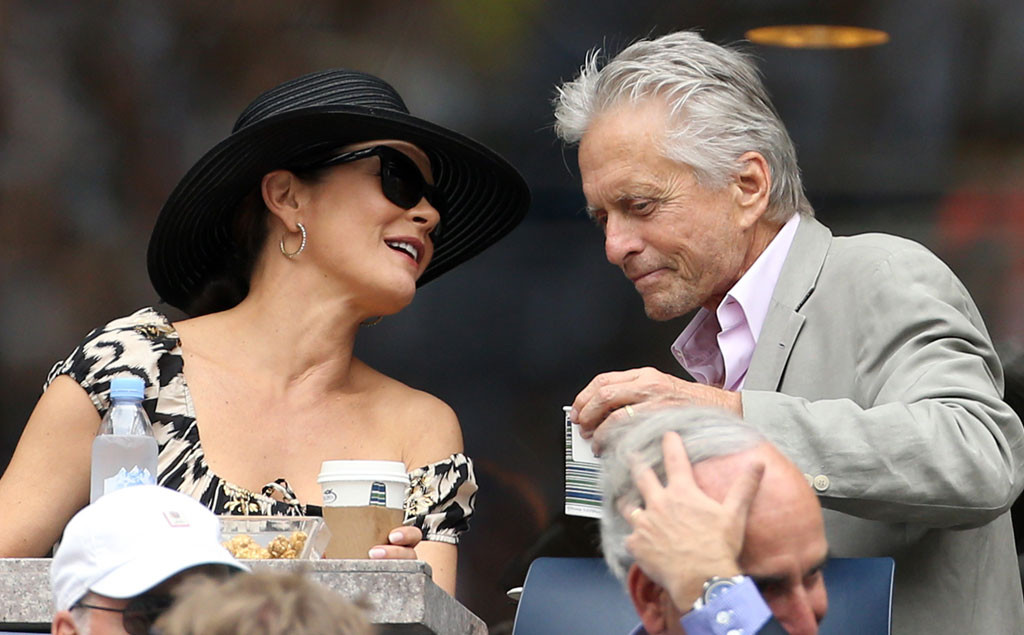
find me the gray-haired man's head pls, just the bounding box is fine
[599,406,828,634]
[600,407,767,579]
[554,30,813,223]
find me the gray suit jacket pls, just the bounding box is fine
[741,216,1024,634]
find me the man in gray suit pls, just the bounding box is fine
[557,30,1024,633]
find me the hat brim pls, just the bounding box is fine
[148,106,530,313]
[89,544,248,600]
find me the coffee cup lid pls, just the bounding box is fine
[317,460,408,484]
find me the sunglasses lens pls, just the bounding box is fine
[311,146,444,240]
[122,615,152,635]
[379,150,429,210]
[123,595,173,635]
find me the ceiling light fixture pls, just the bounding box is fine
[746,25,889,49]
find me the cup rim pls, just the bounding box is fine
[317,460,409,484]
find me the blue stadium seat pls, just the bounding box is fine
[512,557,636,635]
[512,556,894,634]
[818,556,894,634]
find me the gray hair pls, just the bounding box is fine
[554,31,813,223]
[599,407,766,581]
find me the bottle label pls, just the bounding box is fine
[103,466,156,495]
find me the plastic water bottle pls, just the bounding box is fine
[90,376,158,502]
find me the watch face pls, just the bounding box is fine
[704,577,739,602]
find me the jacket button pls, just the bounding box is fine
[812,474,831,492]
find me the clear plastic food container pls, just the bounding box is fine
[219,515,331,560]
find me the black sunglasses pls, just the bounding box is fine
[74,594,174,635]
[306,145,446,229]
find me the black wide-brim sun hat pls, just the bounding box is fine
[147,69,530,314]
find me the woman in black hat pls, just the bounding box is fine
[0,69,529,595]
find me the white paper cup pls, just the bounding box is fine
[317,460,409,559]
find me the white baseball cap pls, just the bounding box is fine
[51,485,248,612]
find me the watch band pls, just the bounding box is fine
[691,574,746,611]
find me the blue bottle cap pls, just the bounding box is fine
[109,376,145,401]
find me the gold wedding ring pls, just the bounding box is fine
[624,404,636,418]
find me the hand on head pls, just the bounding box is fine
[600,407,828,635]
[623,431,764,609]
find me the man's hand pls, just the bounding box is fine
[570,367,742,453]
[623,431,763,611]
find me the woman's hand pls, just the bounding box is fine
[368,524,422,559]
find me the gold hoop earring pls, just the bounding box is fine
[280,222,307,258]
[360,316,383,327]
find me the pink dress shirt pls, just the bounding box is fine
[671,215,801,390]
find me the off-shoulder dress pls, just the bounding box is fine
[46,307,476,544]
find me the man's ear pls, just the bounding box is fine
[261,169,306,230]
[731,151,771,229]
[51,609,80,635]
[627,564,669,634]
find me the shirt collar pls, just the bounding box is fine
[671,214,801,381]
[725,213,800,344]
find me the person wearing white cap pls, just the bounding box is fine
[51,485,248,635]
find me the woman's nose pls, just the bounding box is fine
[410,200,441,234]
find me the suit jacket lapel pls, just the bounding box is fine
[745,216,832,391]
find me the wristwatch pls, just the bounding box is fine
[692,574,746,611]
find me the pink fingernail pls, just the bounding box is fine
[389,531,403,543]
[368,548,387,559]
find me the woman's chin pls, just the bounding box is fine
[373,287,417,315]
[346,271,419,315]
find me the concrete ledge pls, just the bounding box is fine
[0,559,485,634]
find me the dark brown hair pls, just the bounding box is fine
[183,161,337,317]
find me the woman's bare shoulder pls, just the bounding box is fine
[354,362,463,464]
[361,365,460,428]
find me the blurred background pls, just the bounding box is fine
[2,0,1024,630]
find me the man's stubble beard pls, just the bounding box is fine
[640,285,701,321]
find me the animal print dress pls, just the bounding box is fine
[47,307,476,544]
